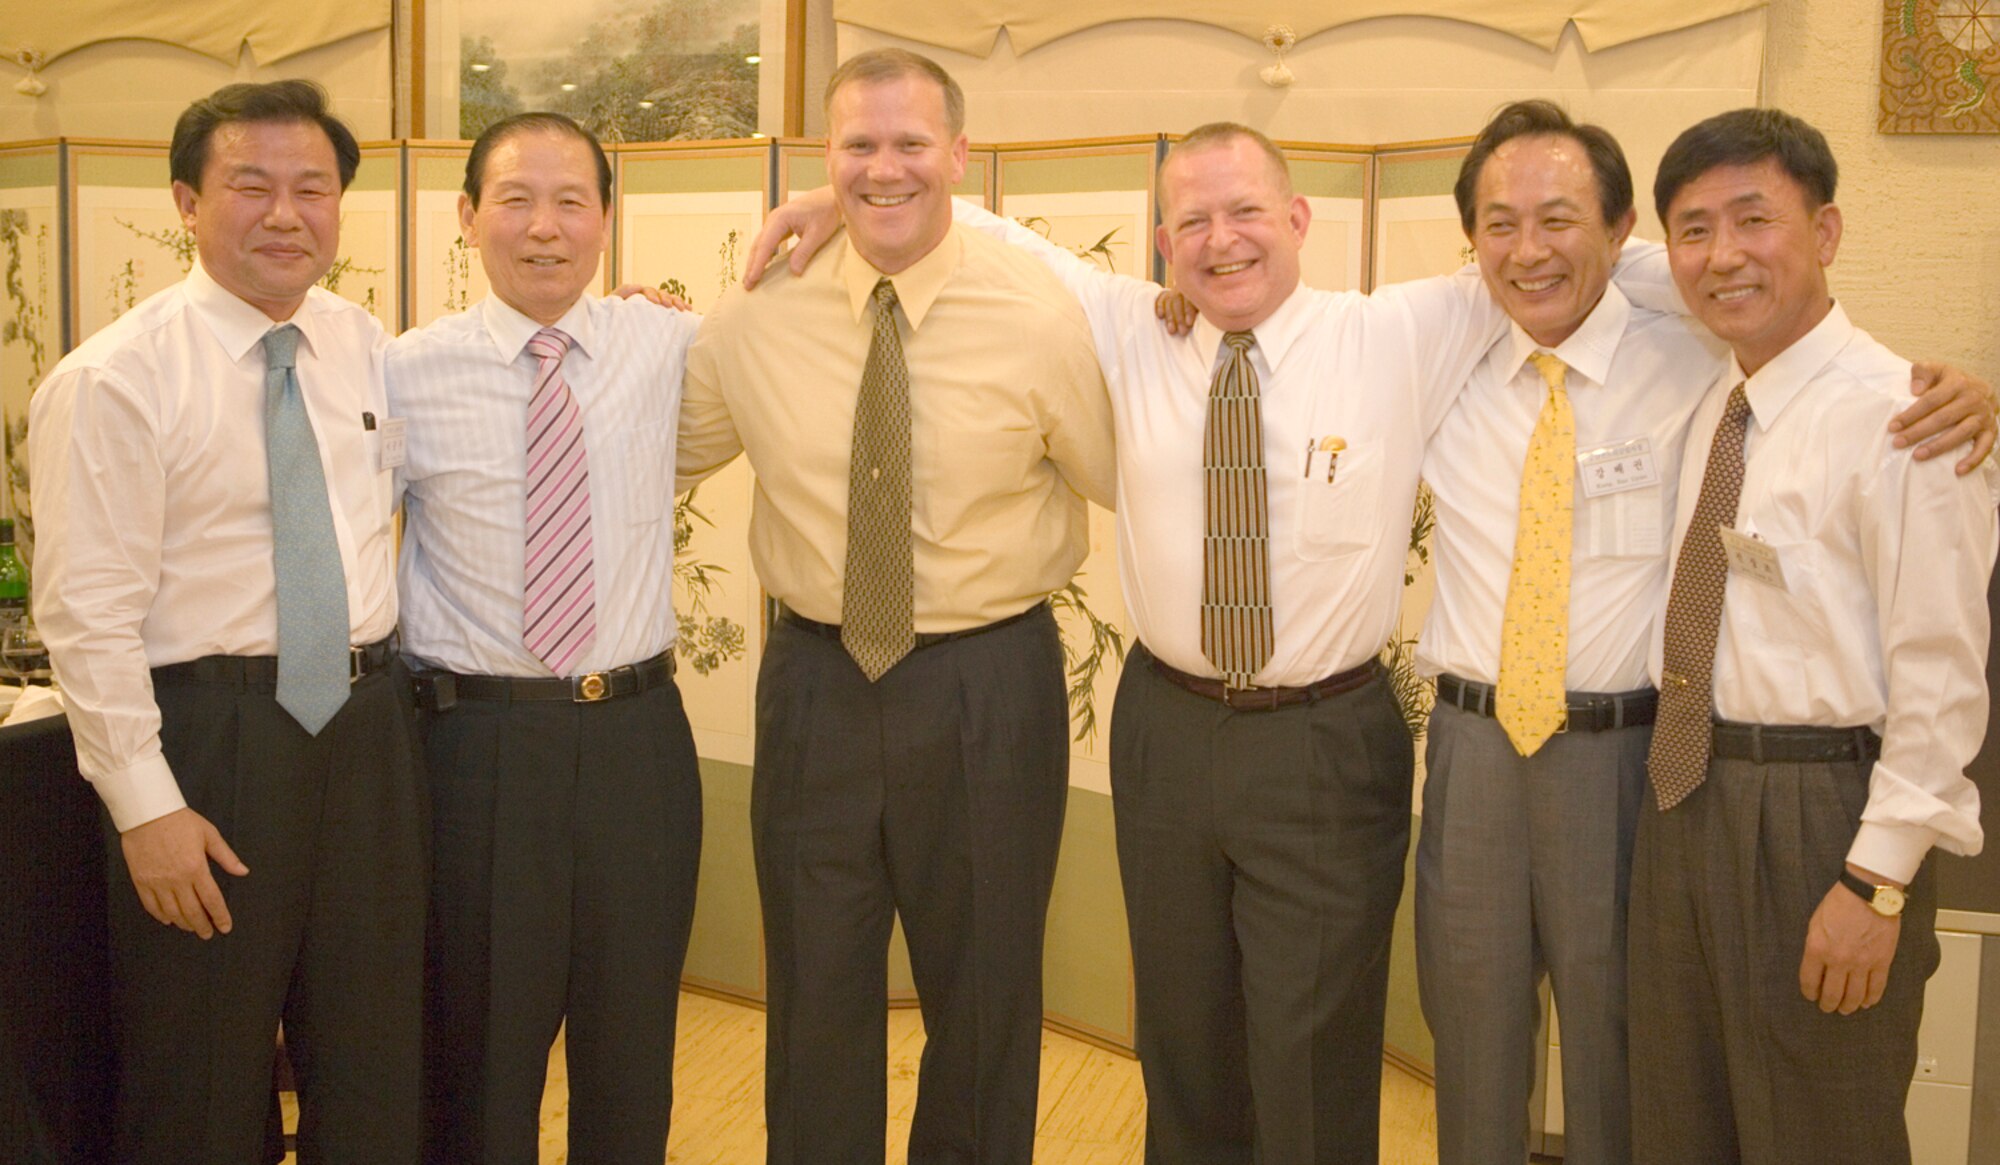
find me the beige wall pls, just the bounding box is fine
[1764,0,2000,381]
[0,32,393,143]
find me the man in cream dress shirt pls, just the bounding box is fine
[677,50,1114,1164]
[388,113,702,1165]
[31,81,422,1162]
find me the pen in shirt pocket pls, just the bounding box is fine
[1301,435,1346,482]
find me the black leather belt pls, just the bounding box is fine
[1150,654,1380,712]
[778,602,1045,649]
[1436,674,1658,733]
[1711,720,1881,764]
[417,650,676,710]
[152,635,400,690]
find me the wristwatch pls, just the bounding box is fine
[1838,870,1907,918]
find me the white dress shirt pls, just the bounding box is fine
[957,200,1509,685]
[389,294,696,677]
[1418,285,1730,691]
[1651,303,1994,884]
[30,262,397,831]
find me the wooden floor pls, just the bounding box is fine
[288,991,1441,1163]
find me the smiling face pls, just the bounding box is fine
[1469,134,1634,349]
[826,73,967,275]
[459,129,609,326]
[172,119,342,321]
[1155,137,1309,334]
[1664,156,1841,375]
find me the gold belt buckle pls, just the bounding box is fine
[348,645,366,685]
[573,672,610,702]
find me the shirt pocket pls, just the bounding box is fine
[1577,484,1668,560]
[1729,537,1826,650]
[612,420,674,526]
[916,426,1046,537]
[1293,440,1380,562]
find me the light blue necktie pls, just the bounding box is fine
[263,324,350,734]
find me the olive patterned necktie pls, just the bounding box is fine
[841,279,915,682]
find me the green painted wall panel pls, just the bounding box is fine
[1292,158,1367,201]
[416,154,465,192]
[1377,155,1463,200]
[0,153,58,189]
[622,155,764,196]
[348,154,399,193]
[683,758,763,994]
[1001,151,1153,197]
[76,153,166,190]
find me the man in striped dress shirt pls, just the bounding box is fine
[387,112,703,1165]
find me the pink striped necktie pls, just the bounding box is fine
[522,326,596,675]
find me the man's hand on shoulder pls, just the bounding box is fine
[120,806,249,940]
[743,188,842,290]
[1896,362,1996,475]
[1798,863,1902,1016]
[611,284,694,312]
[1155,288,1198,337]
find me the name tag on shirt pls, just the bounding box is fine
[1576,438,1659,498]
[1718,525,1787,590]
[377,417,408,471]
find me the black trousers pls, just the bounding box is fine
[420,678,703,1165]
[107,661,427,1165]
[753,606,1069,1165]
[1111,644,1414,1165]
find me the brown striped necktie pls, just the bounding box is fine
[840,279,915,682]
[1201,331,1275,688]
[1648,383,1753,810]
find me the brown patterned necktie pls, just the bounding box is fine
[1648,383,1753,810]
[841,279,915,682]
[1201,331,1275,688]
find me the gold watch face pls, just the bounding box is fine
[1871,885,1907,917]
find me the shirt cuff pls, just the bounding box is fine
[1846,821,1939,887]
[91,753,187,833]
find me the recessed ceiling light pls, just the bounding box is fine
[638,100,656,109]
[469,62,491,72]
[745,54,762,64]
[560,82,578,92]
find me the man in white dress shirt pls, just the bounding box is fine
[1630,107,1993,1164]
[387,113,702,1165]
[30,81,423,1162]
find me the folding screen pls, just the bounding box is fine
[66,142,177,346]
[402,141,485,330]
[0,141,60,557]
[329,144,402,334]
[1281,143,1373,294]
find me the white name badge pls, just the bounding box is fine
[1577,438,1660,498]
[377,416,408,471]
[1718,525,1787,590]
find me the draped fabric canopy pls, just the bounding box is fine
[832,0,1768,55]
[5,0,390,68]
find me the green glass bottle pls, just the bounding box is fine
[0,519,26,632]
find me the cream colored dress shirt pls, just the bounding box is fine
[390,294,695,677]
[30,262,397,831]
[1418,285,1729,691]
[1651,303,1994,884]
[677,224,1114,631]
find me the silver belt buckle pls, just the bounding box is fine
[572,671,611,702]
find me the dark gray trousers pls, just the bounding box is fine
[1416,700,1649,1165]
[109,662,427,1165]
[1627,751,1938,1165]
[753,606,1069,1165]
[1111,644,1414,1165]
[420,679,703,1165]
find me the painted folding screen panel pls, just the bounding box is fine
[325,145,402,334]
[993,137,1156,1051]
[0,141,60,556]
[403,142,486,330]
[1281,144,1371,294]
[67,142,178,347]
[615,140,770,1001]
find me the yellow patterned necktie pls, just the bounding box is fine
[1495,351,1575,755]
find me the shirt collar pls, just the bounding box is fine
[840,227,960,330]
[478,293,598,364]
[1497,282,1630,391]
[1732,300,1851,432]
[185,259,322,364]
[1190,281,1311,373]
